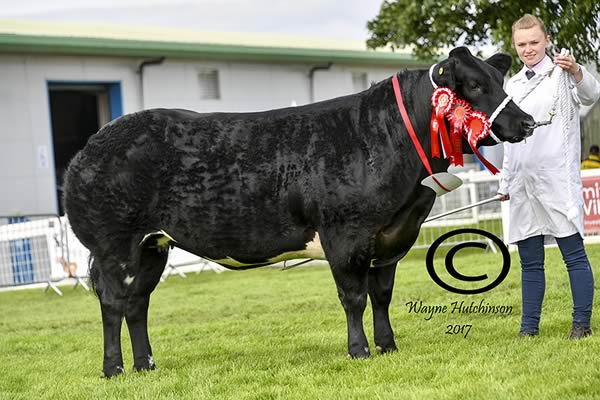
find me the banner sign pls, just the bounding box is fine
[582,175,600,235]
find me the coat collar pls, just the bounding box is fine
[512,55,554,83]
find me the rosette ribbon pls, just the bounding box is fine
[466,111,499,174]
[446,99,471,166]
[430,88,454,158]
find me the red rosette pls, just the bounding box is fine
[467,110,498,174]
[444,99,471,167]
[466,110,491,148]
[431,87,455,116]
[447,99,471,131]
[430,88,455,158]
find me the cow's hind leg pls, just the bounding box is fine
[91,257,128,378]
[368,265,398,353]
[326,241,372,359]
[125,246,169,372]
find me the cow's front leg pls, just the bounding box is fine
[368,264,398,353]
[329,251,371,358]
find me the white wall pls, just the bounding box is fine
[0,54,141,215]
[142,60,311,111]
[0,54,402,215]
[142,59,399,111]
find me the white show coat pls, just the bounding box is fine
[499,55,600,244]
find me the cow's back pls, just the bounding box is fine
[64,96,363,260]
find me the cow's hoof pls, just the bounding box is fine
[134,364,156,373]
[103,365,125,379]
[347,346,370,359]
[375,343,398,354]
[134,355,156,372]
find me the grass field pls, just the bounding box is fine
[1,244,600,399]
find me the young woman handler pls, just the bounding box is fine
[498,14,600,338]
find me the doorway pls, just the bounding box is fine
[47,82,122,214]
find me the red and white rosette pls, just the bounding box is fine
[430,88,455,158]
[466,110,491,148]
[426,86,500,174]
[467,110,499,174]
[447,99,471,133]
[431,88,455,115]
[446,99,471,166]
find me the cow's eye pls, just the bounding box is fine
[468,81,481,91]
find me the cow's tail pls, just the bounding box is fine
[88,253,100,297]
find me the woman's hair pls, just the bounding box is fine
[511,14,548,37]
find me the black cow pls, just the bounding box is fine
[64,47,534,377]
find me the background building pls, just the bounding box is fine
[0,20,429,215]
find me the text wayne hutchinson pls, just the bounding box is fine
[405,299,513,320]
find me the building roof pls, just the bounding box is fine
[0,19,429,66]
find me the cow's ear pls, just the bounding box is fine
[485,53,512,76]
[432,58,456,89]
[449,46,472,58]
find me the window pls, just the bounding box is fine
[352,72,368,93]
[198,69,220,99]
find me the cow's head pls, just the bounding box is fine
[431,46,535,145]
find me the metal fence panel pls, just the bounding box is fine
[0,235,52,286]
[0,215,66,293]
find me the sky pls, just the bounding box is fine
[0,0,383,41]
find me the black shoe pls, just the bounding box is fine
[569,325,592,340]
[518,330,539,337]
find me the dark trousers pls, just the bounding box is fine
[517,233,594,332]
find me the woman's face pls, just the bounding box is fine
[513,26,550,69]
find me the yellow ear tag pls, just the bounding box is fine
[156,236,171,252]
[439,67,444,75]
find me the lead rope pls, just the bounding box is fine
[513,70,551,106]
[556,63,578,221]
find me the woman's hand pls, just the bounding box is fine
[497,193,510,201]
[553,53,583,82]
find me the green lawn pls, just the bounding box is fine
[1,244,599,399]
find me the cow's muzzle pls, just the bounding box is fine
[522,117,536,137]
[506,117,535,143]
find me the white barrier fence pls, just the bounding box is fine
[0,215,80,295]
[3,169,600,293]
[414,170,503,249]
